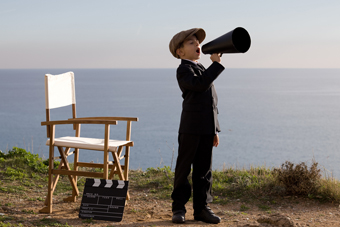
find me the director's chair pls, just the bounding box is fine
[40,72,138,213]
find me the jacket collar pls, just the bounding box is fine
[181,59,205,71]
[181,59,198,65]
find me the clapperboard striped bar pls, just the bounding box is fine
[79,178,129,222]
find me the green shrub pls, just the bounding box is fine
[42,159,60,169]
[273,161,321,196]
[0,147,49,174]
[3,167,27,179]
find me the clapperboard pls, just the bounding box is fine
[79,178,129,222]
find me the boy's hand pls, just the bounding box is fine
[213,134,219,147]
[210,53,221,63]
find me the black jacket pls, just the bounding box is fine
[176,59,225,134]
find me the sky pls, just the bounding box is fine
[1,0,340,69]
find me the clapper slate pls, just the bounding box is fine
[79,178,129,222]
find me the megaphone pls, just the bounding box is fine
[202,27,251,55]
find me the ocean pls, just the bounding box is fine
[1,68,340,177]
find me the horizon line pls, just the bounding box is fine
[1,67,340,70]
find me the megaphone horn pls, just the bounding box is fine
[202,27,251,55]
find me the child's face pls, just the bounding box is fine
[177,35,201,61]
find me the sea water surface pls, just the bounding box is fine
[1,68,340,177]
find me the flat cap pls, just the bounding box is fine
[169,28,206,59]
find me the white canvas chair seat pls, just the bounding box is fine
[40,71,138,214]
[46,136,133,152]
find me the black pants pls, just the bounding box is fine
[171,133,214,215]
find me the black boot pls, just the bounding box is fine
[172,210,185,223]
[194,206,220,224]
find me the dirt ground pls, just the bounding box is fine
[2,189,340,227]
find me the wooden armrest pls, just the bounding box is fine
[41,119,118,126]
[74,117,139,122]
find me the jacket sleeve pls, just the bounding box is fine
[177,62,224,92]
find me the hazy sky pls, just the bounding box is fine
[1,0,339,69]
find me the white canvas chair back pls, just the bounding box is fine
[45,72,76,109]
[44,72,77,137]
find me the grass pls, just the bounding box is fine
[1,147,340,225]
[132,161,340,205]
[240,204,250,211]
[32,218,71,227]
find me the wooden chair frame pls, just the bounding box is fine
[40,72,138,214]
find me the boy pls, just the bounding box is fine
[169,28,225,224]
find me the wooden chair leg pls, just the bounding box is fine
[40,131,55,213]
[71,125,80,201]
[125,121,132,201]
[112,151,125,181]
[63,151,79,202]
[44,161,63,205]
[124,146,130,181]
[70,148,79,201]
[40,163,53,213]
[117,146,123,157]
[112,149,131,200]
[124,146,131,200]
[109,146,131,200]
[108,147,123,179]
[108,162,117,180]
[43,147,78,205]
[103,124,110,179]
[58,147,79,202]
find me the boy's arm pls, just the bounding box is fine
[177,61,224,92]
